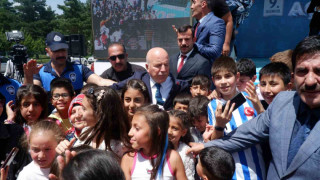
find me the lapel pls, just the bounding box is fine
[178,50,198,77]
[196,12,213,40]
[171,53,179,78]
[142,74,152,101]
[163,75,180,108]
[280,93,300,174]
[284,109,320,176]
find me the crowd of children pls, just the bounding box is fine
[0,53,294,180]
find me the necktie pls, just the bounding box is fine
[194,22,200,40]
[155,83,164,106]
[177,55,186,73]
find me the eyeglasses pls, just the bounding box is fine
[109,54,125,61]
[52,93,70,100]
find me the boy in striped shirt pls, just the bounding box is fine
[206,56,266,180]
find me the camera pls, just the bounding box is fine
[5,30,28,66]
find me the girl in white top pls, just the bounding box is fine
[121,105,187,180]
[56,86,131,158]
[18,121,64,180]
[168,110,195,180]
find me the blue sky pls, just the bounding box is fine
[47,0,87,14]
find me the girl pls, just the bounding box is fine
[6,84,48,135]
[121,105,187,180]
[168,110,195,180]
[68,94,86,139]
[74,86,130,157]
[17,120,64,180]
[121,79,150,121]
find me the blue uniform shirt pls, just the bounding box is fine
[34,61,93,94]
[0,75,21,104]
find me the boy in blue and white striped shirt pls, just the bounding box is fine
[207,56,266,180]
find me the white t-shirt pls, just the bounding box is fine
[177,142,195,180]
[17,161,50,180]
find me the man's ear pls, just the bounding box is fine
[286,82,293,91]
[145,64,149,71]
[236,72,240,81]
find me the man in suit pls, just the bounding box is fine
[191,0,226,64]
[111,47,188,110]
[187,36,320,179]
[307,0,320,36]
[169,24,211,85]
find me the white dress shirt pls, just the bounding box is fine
[150,76,173,108]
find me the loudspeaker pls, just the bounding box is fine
[65,34,86,56]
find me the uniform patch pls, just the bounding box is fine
[244,107,254,117]
[69,73,76,82]
[6,85,15,95]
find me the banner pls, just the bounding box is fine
[263,0,284,16]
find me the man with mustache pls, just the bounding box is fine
[100,43,145,82]
[24,32,115,94]
[169,25,211,85]
[187,36,320,179]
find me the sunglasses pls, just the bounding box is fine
[109,54,125,61]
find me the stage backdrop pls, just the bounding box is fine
[236,0,312,58]
[91,0,191,59]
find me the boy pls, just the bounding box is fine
[189,95,210,143]
[259,62,292,105]
[197,147,235,180]
[236,58,256,92]
[173,93,192,112]
[49,77,75,139]
[207,56,266,180]
[190,75,211,97]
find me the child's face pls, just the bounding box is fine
[128,114,151,152]
[82,97,98,127]
[190,85,209,97]
[123,88,146,118]
[51,87,73,112]
[196,159,208,180]
[20,95,43,124]
[29,131,58,168]
[174,102,189,112]
[168,116,187,148]
[193,115,207,132]
[213,70,239,100]
[70,105,86,130]
[237,75,255,92]
[259,74,289,104]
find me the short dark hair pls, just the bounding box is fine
[173,93,192,107]
[50,77,75,97]
[259,62,291,85]
[177,24,194,37]
[211,56,237,77]
[188,95,210,118]
[199,147,235,180]
[62,149,125,180]
[204,0,213,11]
[236,58,256,78]
[108,42,126,53]
[292,35,320,70]
[191,75,211,90]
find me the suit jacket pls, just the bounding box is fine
[111,71,189,110]
[194,12,226,64]
[205,91,320,179]
[169,49,211,85]
[307,0,320,28]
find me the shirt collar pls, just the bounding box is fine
[199,12,212,24]
[150,76,172,88]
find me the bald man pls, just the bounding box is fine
[111,47,189,110]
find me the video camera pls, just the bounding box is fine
[5,30,28,66]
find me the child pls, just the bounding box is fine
[259,62,292,105]
[236,58,256,92]
[188,95,210,143]
[5,85,48,135]
[173,93,192,112]
[49,77,75,138]
[207,56,266,180]
[68,94,86,139]
[17,120,64,180]
[121,105,187,180]
[121,79,150,121]
[197,147,235,180]
[190,75,211,97]
[168,110,195,180]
